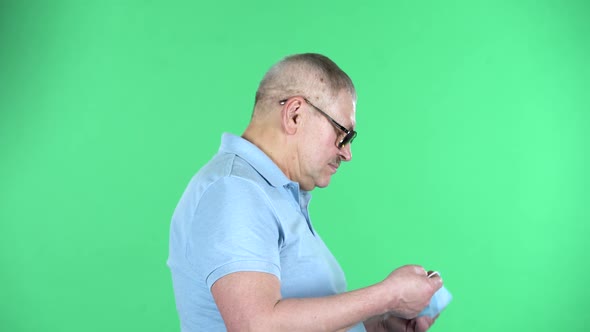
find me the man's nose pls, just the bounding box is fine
[339,144,352,162]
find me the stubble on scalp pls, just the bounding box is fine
[253,53,356,116]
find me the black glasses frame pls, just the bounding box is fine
[279,97,357,149]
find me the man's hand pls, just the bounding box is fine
[379,265,443,319]
[382,314,437,332]
[365,314,438,332]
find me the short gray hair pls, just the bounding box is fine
[254,53,356,107]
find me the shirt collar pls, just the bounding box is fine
[218,133,294,189]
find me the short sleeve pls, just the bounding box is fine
[186,176,283,289]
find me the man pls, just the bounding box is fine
[167,53,443,331]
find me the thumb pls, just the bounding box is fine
[412,265,428,275]
[428,273,443,290]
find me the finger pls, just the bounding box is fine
[415,316,434,332]
[426,271,443,287]
[431,276,443,288]
[382,315,409,331]
[412,265,427,275]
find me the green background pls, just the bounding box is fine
[1,1,588,331]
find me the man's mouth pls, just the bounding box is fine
[328,161,340,173]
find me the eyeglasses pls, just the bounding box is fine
[279,97,357,149]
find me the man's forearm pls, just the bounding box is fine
[266,284,389,332]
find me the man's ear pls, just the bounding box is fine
[280,98,304,135]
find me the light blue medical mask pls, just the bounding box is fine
[418,285,453,318]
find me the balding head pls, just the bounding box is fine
[243,54,357,190]
[253,53,356,115]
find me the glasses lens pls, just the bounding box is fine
[338,131,357,148]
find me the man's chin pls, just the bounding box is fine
[315,177,333,189]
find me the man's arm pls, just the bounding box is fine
[211,265,442,332]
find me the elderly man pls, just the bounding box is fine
[167,53,443,331]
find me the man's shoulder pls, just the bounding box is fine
[189,152,270,197]
[200,151,264,182]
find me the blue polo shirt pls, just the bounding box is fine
[167,133,365,331]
